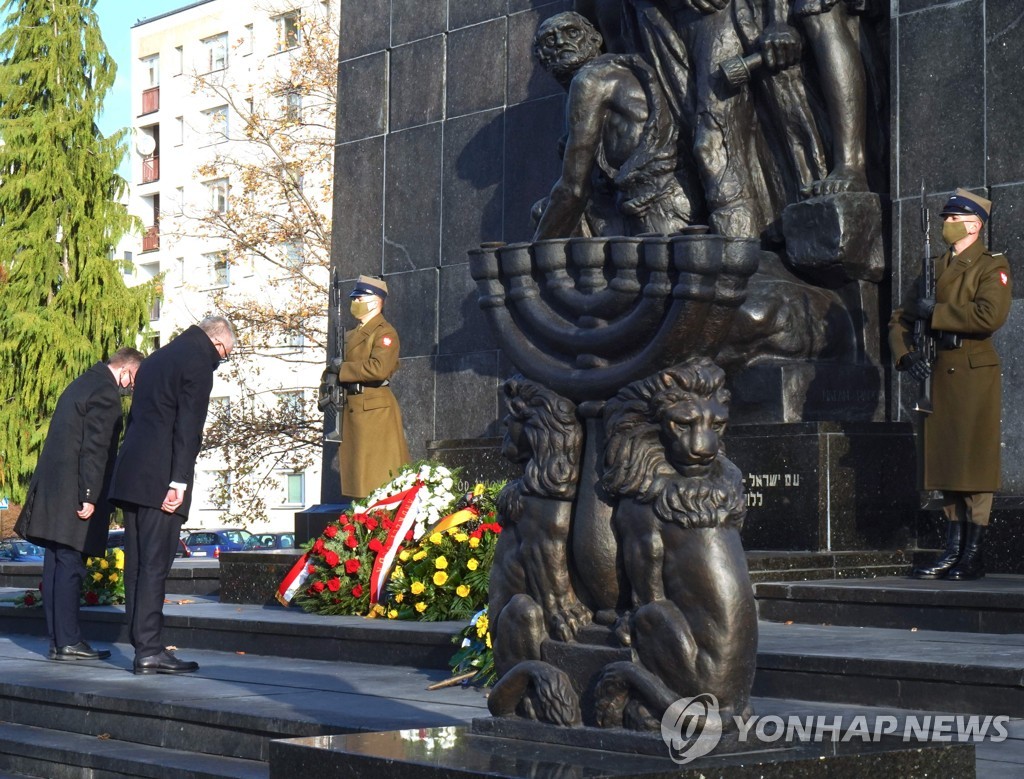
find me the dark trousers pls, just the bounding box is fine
[41,542,86,648]
[123,504,183,659]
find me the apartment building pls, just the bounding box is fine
[124,0,337,533]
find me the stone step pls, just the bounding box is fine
[756,620,1024,716]
[0,592,461,669]
[0,721,266,779]
[0,634,488,779]
[746,550,914,583]
[755,574,1024,633]
[0,559,220,596]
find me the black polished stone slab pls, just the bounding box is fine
[426,436,523,486]
[756,574,1024,634]
[219,550,302,606]
[294,503,351,546]
[269,725,974,778]
[727,422,919,553]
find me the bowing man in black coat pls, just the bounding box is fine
[16,347,144,661]
[108,316,235,675]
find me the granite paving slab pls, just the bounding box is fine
[0,633,1021,777]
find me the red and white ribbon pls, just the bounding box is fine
[363,482,425,604]
[276,551,312,606]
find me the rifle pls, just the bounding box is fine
[913,181,937,415]
[317,270,346,442]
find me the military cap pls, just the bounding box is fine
[940,188,992,223]
[350,274,388,299]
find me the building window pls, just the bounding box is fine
[174,45,183,75]
[202,105,229,144]
[175,186,185,215]
[205,251,230,287]
[274,11,301,52]
[202,469,232,510]
[244,23,253,56]
[281,472,305,506]
[176,257,185,287]
[206,178,229,213]
[283,90,302,122]
[174,115,184,145]
[202,32,228,72]
[209,395,231,422]
[141,54,159,87]
[283,240,303,269]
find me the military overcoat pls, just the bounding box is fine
[889,239,1012,492]
[337,314,410,498]
[15,363,122,556]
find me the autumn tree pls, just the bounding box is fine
[0,0,152,501]
[170,2,338,522]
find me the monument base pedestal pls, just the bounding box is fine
[268,724,974,778]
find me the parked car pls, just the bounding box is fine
[184,529,254,558]
[0,539,45,563]
[106,530,191,558]
[243,532,296,551]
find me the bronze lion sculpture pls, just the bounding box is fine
[595,358,757,730]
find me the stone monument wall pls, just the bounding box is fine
[328,0,1024,565]
[326,0,573,500]
[890,0,1024,499]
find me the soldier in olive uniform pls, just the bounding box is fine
[333,275,410,499]
[889,189,1012,581]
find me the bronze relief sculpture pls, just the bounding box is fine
[473,0,887,734]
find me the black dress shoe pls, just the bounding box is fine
[133,650,199,675]
[55,641,111,661]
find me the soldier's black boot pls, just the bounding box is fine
[946,523,987,581]
[911,520,965,579]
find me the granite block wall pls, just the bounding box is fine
[890,0,1024,501]
[325,0,570,500]
[327,1,1024,524]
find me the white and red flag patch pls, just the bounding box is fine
[1000,271,1009,286]
[381,336,393,347]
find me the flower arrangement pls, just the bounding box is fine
[292,462,462,616]
[387,486,502,622]
[290,461,506,623]
[82,547,125,606]
[5,546,125,608]
[12,588,41,608]
[448,607,496,685]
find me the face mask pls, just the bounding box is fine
[350,300,374,319]
[116,370,135,396]
[942,220,969,245]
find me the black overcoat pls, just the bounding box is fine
[108,325,220,518]
[15,363,122,556]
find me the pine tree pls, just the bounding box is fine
[0,0,152,501]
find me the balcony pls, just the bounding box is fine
[141,86,159,115]
[142,224,160,252]
[142,155,160,183]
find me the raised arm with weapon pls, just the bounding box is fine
[317,270,346,442]
[911,182,936,414]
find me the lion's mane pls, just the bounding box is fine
[497,376,582,525]
[601,359,745,529]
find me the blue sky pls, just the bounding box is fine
[95,0,188,139]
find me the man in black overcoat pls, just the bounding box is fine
[16,347,144,660]
[108,316,235,674]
